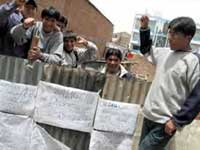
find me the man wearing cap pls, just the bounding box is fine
[0,0,37,57]
[61,31,98,67]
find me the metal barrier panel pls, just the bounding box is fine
[41,64,106,92]
[0,55,155,150]
[0,56,106,150]
[102,75,151,105]
[0,55,44,85]
[40,124,90,150]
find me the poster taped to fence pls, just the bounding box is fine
[34,81,99,132]
[94,99,140,135]
[0,80,36,116]
[89,130,133,150]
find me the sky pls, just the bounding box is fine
[90,0,200,33]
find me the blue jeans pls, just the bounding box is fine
[139,117,175,150]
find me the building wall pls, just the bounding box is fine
[113,32,131,48]
[0,0,113,58]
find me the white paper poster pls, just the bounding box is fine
[94,99,140,135]
[0,80,36,116]
[34,81,99,132]
[0,112,33,150]
[30,124,71,150]
[89,130,133,150]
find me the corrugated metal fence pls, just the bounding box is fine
[0,55,44,85]
[0,55,152,150]
[102,75,151,105]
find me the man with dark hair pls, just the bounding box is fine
[0,0,37,56]
[139,16,200,150]
[57,15,68,32]
[11,6,63,64]
[61,31,97,67]
[101,48,133,80]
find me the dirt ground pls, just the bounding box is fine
[123,53,155,82]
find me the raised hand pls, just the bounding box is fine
[140,15,149,29]
[23,18,35,29]
[76,36,88,46]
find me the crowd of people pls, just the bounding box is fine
[1,0,200,150]
[0,0,134,80]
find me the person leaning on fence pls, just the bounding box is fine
[61,31,98,67]
[101,48,134,80]
[0,0,37,57]
[10,6,63,64]
[138,15,200,150]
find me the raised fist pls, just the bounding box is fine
[23,17,35,29]
[140,15,149,29]
[77,36,88,46]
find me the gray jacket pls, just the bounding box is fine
[10,22,63,64]
[61,41,97,67]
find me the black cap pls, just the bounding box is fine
[25,0,37,8]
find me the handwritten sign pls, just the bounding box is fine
[0,80,36,116]
[34,81,99,133]
[94,99,140,135]
[0,112,33,150]
[89,130,133,150]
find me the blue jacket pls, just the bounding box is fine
[172,53,200,127]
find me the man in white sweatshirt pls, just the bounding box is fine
[139,16,200,150]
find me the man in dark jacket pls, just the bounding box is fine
[0,0,37,57]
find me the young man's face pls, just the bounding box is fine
[106,55,121,74]
[64,38,76,51]
[168,29,191,51]
[57,21,66,32]
[22,4,36,18]
[42,17,57,33]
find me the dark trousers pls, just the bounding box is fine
[139,117,175,150]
